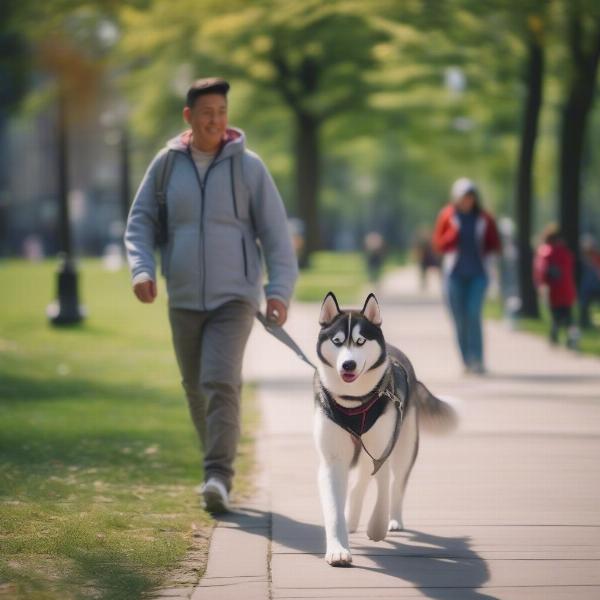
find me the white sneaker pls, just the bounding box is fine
[199,477,230,514]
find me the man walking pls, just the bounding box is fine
[124,77,298,512]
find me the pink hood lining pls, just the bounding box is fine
[167,127,245,155]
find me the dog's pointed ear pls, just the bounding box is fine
[319,292,341,326]
[361,293,382,326]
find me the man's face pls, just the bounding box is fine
[183,93,228,151]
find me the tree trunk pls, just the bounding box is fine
[559,88,586,272]
[515,27,543,318]
[0,115,8,256]
[559,13,600,281]
[295,111,321,266]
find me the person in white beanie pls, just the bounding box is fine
[432,178,501,373]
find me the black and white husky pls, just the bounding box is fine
[314,292,457,567]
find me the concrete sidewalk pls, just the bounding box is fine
[192,268,600,599]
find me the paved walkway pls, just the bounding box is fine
[192,268,600,600]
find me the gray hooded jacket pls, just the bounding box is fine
[124,128,298,311]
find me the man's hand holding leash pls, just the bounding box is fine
[266,298,287,326]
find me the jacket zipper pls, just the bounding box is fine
[241,237,248,279]
[230,157,239,218]
[185,145,223,310]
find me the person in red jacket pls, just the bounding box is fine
[533,225,578,347]
[433,178,501,374]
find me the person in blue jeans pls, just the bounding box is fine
[433,178,501,374]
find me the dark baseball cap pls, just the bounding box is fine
[186,77,230,107]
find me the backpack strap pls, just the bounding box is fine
[232,151,257,235]
[155,149,176,246]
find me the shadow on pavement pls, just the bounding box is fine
[218,509,497,599]
[356,528,498,600]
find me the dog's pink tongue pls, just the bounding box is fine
[341,373,357,383]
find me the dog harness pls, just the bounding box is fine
[316,358,409,475]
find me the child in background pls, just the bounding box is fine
[533,225,579,348]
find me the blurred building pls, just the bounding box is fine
[0,89,127,258]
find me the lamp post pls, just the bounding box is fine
[46,83,85,326]
[43,17,122,323]
[101,100,131,224]
[119,125,131,223]
[41,17,115,326]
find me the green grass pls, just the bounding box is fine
[0,259,256,599]
[294,251,405,304]
[485,298,600,356]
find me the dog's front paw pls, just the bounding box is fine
[325,547,352,567]
[388,518,404,532]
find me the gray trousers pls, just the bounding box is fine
[169,301,255,491]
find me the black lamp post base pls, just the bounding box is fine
[47,257,85,326]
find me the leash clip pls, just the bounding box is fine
[382,388,398,403]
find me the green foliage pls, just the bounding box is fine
[120,0,388,118]
[0,1,32,115]
[0,260,256,599]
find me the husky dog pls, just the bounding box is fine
[314,291,457,567]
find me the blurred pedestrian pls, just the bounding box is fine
[579,234,600,330]
[124,77,298,513]
[412,227,440,291]
[363,231,386,285]
[497,217,521,327]
[533,225,578,348]
[433,178,501,374]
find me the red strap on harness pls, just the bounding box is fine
[333,395,381,435]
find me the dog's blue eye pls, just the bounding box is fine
[356,338,366,346]
[332,338,343,346]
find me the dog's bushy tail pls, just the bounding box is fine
[415,381,459,434]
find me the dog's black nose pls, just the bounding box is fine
[342,360,356,372]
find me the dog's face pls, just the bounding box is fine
[317,292,387,393]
